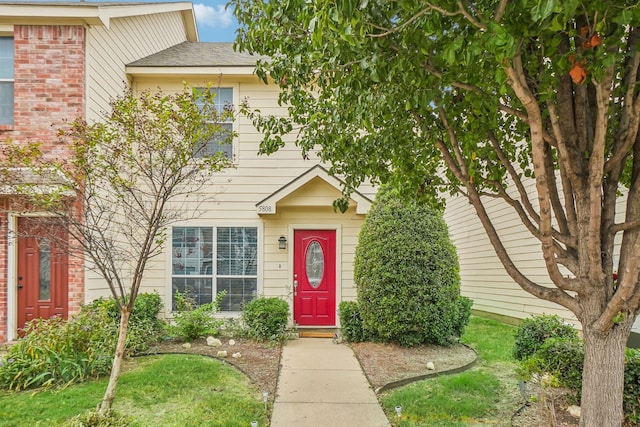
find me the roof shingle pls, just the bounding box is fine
[128,42,261,67]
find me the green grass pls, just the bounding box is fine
[380,315,519,426]
[0,354,267,427]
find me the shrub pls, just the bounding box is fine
[84,292,165,353]
[242,297,289,342]
[339,301,368,342]
[171,292,225,341]
[66,409,131,427]
[519,336,584,397]
[625,348,640,424]
[0,309,117,390]
[354,188,472,346]
[512,314,578,361]
[515,319,640,423]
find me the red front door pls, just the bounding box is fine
[293,230,336,326]
[17,217,69,332]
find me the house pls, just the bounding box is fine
[123,41,374,325]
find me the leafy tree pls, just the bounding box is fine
[354,189,471,346]
[1,86,232,413]
[232,1,640,425]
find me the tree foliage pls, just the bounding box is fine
[354,189,472,346]
[232,1,640,425]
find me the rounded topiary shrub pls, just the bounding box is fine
[512,314,578,361]
[242,297,289,342]
[354,189,472,347]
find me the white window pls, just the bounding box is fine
[195,87,234,159]
[171,226,257,311]
[0,37,14,125]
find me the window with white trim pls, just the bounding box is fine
[195,87,234,159]
[171,226,257,311]
[0,37,14,125]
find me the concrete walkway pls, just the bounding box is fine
[270,338,391,427]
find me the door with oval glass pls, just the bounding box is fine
[293,229,336,326]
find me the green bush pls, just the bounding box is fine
[65,409,131,427]
[0,309,117,390]
[171,292,225,341]
[519,336,584,398]
[624,348,640,424]
[84,292,165,353]
[242,297,289,342]
[514,318,640,424]
[339,301,368,342]
[354,188,472,347]
[512,314,578,361]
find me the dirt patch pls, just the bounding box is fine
[350,341,477,391]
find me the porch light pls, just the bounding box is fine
[278,235,287,250]
[395,406,402,421]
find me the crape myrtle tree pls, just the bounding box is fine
[1,86,233,413]
[231,0,640,425]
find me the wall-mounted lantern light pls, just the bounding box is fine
[278,235,287,250]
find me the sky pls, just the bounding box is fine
[190,1,239,42]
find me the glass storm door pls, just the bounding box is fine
[17,217,69,332]
[293,230,336,326]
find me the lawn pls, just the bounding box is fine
[0,354,267,427]
[380,315,520,426]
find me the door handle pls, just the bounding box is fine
[17,275,23,289]
[293,280,298,296]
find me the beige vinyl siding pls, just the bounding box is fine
[85,12,188,122]
[83,12,191,301]
[445,187,640,335]
[444,192,581,328]
[132,77,324,215]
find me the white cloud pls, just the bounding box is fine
[193,3,234,29]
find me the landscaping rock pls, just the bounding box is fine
[182,343,192,349]
[232,352,242,358]
[426,361,435,370]
[229,339,236,346]
[567,405,581,418]
[206,337,222,347]
[217,350,228,358]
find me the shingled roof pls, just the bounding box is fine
[128,42,261,67]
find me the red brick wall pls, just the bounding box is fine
[0,25,85,342]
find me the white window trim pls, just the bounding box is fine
[0,36,14,126]
[165,221,263,318]
[196,85,239,164]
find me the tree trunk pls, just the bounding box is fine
[100,307,131,414]
[580,320,632,427]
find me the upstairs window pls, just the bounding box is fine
[0,37,14,125]
[195,87,234,159]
